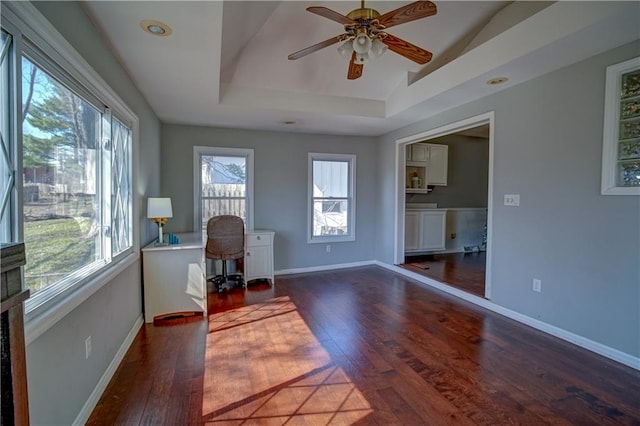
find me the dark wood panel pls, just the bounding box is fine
[88,266,640,425]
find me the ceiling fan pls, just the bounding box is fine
[288,0,437,80]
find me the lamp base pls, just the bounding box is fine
[156,221,165,244]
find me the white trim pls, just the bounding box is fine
[307,152,356,243]
[193,146,254,231]
[601,56,640,195]
[72,314,144,426]
[394,111,495,299]
[24,253,139,345]
[374,260,640,371]
[275,260,374,276]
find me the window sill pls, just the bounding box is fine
[24,252,139,345]
[308,236,356,244]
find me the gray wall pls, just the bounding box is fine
[161,125,377,270]
[377,40,640,358]
[26,2,160,424]
[407,135,489,208]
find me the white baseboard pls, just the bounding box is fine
[73,314,144,425]
[375,261,640,371]
[275,260,375,276]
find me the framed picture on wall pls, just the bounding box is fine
[601,56,640,195]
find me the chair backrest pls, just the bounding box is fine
[205,215,245,261]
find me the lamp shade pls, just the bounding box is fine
[352,32,372,55]
[337,39,354,58]
[147,197,173,219]
[370,38,387,58]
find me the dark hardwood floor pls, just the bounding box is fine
[404,252,486,297]
[88,266,639,425]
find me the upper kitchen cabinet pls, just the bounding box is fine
[426,144,448,186]
[406,143,448,192]
[407,143,429,162]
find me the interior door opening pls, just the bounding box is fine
[394,113,494,299]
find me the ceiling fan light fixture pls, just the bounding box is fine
[352,31,372,55]
[354,52,369,64]
[370,38,387,58]
[337,39,354,58]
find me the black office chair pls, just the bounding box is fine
[206,215,245,293]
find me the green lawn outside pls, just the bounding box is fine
[24,217,97,293]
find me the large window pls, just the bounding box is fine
[194,146,253,231]
[1,2,135,317]
[308,153,356,243]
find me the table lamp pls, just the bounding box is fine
[147,197,173,244]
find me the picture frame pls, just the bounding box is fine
[601,56,640,195]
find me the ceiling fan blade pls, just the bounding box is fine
[347,52,363,80]
[307,7,355,25]
[382,33,433,64]
[378,1,437,29]
[288,35,344,60]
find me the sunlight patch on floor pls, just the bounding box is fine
[202,296,373,424]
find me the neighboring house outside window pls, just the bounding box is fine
[308,153,356,243]
[193,146,254,232]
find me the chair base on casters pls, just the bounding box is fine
[208,259,245,293]
[209,274,245,293]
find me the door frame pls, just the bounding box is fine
[393,111,495,299]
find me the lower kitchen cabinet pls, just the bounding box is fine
[405,210,447,252]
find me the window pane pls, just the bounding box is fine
[22,57,101,294]
[201,199,246,230]
[313,199,348,236]
[200,154,246,229]
[309,154,355,242]
[313,160,348,197]
[111,117,132,255]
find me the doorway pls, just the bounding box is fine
[394,112,494,299]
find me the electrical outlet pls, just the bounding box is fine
[532,278,542,293]
[85,336,92,359]
[504,194,520,206]
[326,244,331,253]
[450,232,456,239]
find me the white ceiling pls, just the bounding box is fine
[81,1,640,136]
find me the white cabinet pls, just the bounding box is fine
[245,230,275,284]
[142,233,207,323]
[404,212,420,251]
[420,211,446,250]
[426,144,448,186]
[406,143,429,162]
[404,210,447,252]
[405,143,448,192]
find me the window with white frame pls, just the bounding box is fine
[1,3,135,314]
[194,146,254,232]
[308,153,356,243]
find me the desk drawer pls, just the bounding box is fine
[246,233,270,247]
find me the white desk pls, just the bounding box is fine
[141,230,275,323]
[141,232,207,323]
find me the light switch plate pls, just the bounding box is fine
[504,194,520,206]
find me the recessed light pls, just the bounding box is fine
[140,20,172,37]
[486,77,508,85]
